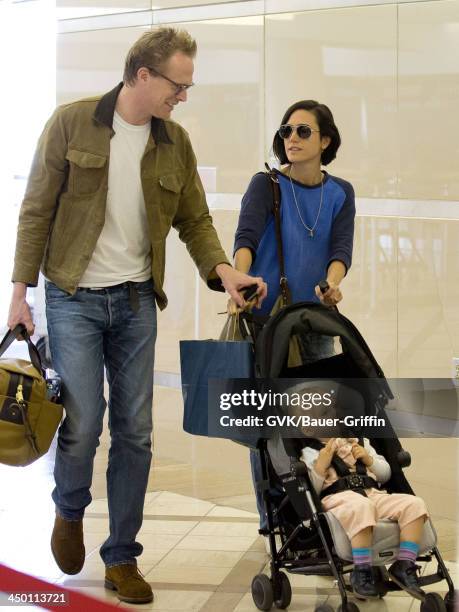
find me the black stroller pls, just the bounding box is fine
[236,301,457,612]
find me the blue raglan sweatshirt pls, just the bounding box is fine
[233,169,355,315]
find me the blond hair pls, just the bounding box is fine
[123,27,197,85]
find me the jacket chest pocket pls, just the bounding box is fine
[158,173,182,219]
[66,149,107,196]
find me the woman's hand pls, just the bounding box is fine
[315,281,342,306]
[351,443,373,467]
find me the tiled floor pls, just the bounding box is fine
[0,425,457,611]
[0,331,457,611]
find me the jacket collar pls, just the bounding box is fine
[93,82,173,145]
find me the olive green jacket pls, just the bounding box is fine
[12,83,229,309]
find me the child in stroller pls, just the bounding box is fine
[241,301,456,612]
[301,436,428,599]
[253,405,455,612]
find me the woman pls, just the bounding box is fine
[232,99,356,535]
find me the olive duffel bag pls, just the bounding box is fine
[0,325,63,467]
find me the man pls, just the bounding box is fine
[8,27,266,605]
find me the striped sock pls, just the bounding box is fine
[397,541,419,563]
[352,547,372,565]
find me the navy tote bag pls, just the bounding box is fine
[180,338,255,438]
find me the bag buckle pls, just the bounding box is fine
[15,384,26,406]
[264,162,279,183]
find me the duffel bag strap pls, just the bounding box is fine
[0,325,43,375]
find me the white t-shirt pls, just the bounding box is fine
[78,111,152,287]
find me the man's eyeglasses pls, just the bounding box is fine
[278,124,320,140]
[148,67,194,95]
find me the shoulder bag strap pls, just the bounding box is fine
[264,163,291,307]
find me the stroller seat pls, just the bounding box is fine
[325,512,437,565]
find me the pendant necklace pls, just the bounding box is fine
[288,165,324,238]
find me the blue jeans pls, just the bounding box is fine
[45,279,156,566]
[251,332,335,530]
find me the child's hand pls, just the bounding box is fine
[351,443,373,467]
[315,438,336,476]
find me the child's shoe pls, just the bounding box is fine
[388,560,425,599]
[350,564,379,598]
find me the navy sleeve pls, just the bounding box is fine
[328,177,356,274]
[233,172,273,261]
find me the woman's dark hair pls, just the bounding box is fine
[272,100,341,166]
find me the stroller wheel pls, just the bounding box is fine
[421,593,447,612]
[444,589,459,612]
[337,603,360,612]
[252,574,274,611]
[273,571,292,609]
[314,605,334,612]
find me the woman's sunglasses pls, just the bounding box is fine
[278,124,320,140]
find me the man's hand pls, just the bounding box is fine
[215,264,267,309]
[315,280,342,306]
[351,442,373,467]
[7,282,35,335]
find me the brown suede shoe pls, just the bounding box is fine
[105,563,153,604]
[50,514,85,574]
